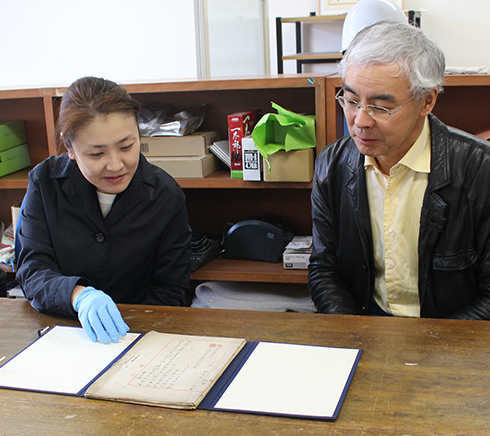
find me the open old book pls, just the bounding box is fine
[0,325,362,420]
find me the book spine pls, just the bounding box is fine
[228,114,246,179]
[227,112,260,179]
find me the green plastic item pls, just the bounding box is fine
[0,120,27,153]
[251,102,315,171]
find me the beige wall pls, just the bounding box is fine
[1,1,487,88]
[0,0,197,90]
[404,0,490,68]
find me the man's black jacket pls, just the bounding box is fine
[308,114,490,319]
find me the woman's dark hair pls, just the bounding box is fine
[56,76,140,153]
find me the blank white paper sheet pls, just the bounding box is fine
[0,325,140,395]
[214,341,360,418]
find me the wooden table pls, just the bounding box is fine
[1,299,490,435]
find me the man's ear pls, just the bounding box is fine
[420,88,439,117]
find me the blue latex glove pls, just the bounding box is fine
[73,287,130,344]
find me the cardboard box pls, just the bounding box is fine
[241,136,261,181]
[148,154,221,179]
[140,131,219,157]
[228,110,261,179]
[283,236,312,270]
[263,148,315,182]
[0,120,27,153]
[283,252,312,270]
[0,143,31,178]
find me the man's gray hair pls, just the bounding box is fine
[339,21,445,99]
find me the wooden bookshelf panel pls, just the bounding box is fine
[2,75,489,286]
[190,257,308,284]
[130,86,317,145]
[433,85,490,136]
[0,97,51,167]
[176,168,313,189]
[0,169,30,190]
[184,187,312,237]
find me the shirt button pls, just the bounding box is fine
[389,227,394,233]
[389,263,395,269]
[95,233,105,243]
[389,191,394,196]
[393,295,398,301]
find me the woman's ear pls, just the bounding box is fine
[65,144,75,160]
[420,88,439,117]
[62,134,75,160]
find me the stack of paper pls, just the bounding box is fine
[191,281,317,313]
[208,140,231,168]
[445,65,488,75]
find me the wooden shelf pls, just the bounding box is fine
[176,168,312,189]
[0,74,327,100]
[282,52,342,62]
[276,11,419,74]
[280,15,346,23]
[123,74,326,93]
[442,74,490,86]
[325,73,490,88]
[190,256,308,284]
[476,129,490,140]
[0,75,323,285]
[0,167,313,191]
[0,169,30,189]
[276,15,345,74]
[3,73,488,288]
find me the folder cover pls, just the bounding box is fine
[0,325,361,420]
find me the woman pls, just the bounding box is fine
[16,77,192,344]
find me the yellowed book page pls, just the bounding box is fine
[85,331,246,409]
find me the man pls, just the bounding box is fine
[308,21,490,319]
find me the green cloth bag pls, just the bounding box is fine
[251,102,316,171]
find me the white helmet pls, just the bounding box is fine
[341,0,407,52]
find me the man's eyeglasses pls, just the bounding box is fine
[335,89,415,122]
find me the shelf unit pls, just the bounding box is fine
[0,74,327,283]
[2,73,489,283]
[276,14,345,74]
[276,11,422,75]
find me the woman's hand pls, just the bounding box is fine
[72,286,130,344]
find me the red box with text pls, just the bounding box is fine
[227,110,261,179]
